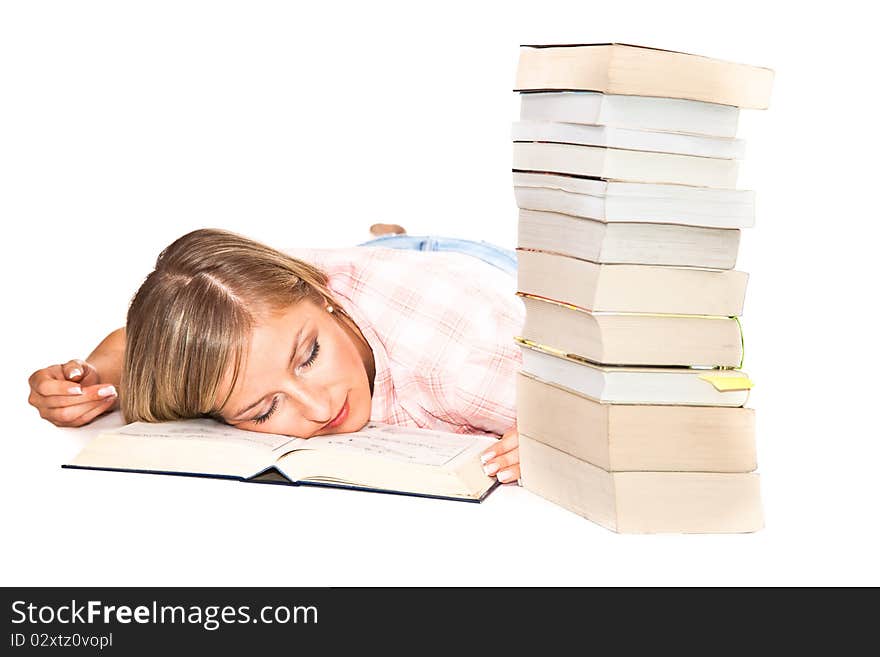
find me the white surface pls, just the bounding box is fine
[2,0,878,586]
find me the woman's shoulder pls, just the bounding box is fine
[287,245,523,359]
[282,245,519,312]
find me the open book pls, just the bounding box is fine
[63,419,500,503]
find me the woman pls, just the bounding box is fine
[27,228,525,483]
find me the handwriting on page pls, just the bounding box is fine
[307,423,475,467]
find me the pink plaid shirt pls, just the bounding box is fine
[283,246,524,437]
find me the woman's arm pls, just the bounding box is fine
[85,326,126,388]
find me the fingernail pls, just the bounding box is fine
[497,470,515,483]
[98,385,117,398]
[480,451,495,465]
[483,462,499,476]
[69,369,82,379]
[67,386,83,395]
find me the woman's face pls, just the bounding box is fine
[216,299,373,437]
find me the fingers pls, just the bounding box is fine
[30,360,98,397]
[62,359,87,381]
[28,361,118,428]
[32,374,88,397]
[480,426,520,484]
[63,359,100,386]
[492,428,518,455]
[40,383,118,409]
[497,464,520,484]
[482,448,519,481]
[479,427,517,464]
[38,395,118,427]
[69,396,119,426]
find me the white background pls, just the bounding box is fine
[2,0,878,586]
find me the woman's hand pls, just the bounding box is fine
[28,359,119,427]
[480,425,519,484]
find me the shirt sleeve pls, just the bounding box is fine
[436,281,525,436]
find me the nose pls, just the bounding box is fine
[283,378,333,426]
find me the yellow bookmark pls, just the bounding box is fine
[698,373,754,392]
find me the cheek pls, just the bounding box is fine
[324,329,366,383]
[340,348,368,393]
[327,329,371,410]
[319,340,355,381]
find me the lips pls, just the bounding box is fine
[324,396,349,430]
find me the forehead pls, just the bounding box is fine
[252,299,319,346]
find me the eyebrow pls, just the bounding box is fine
[229,325,305,421]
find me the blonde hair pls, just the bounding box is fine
[121,228,355,423]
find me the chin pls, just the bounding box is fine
[348,400,371,432]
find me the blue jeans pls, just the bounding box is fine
[358,235,518,277]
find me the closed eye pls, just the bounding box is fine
[250,339,320,425]
[302,339,320,368]
[252,396,278,425]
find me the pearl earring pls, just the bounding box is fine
[326,305,334,314]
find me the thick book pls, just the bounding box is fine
[517,371,756,472]
[63,419,499,503]
[516,249,748,315]
[513,172,755,229]
[519,434,764,534]
[519,295,744,367]
[518,91,740,138]
[518,208,740,269]
[517,340,751,407]
[513,141,738,188]
[515,43,774,109]
[511,121,745,159]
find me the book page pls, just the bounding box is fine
[285,422,492,468]
[115,419,304,453]
[74,419,497,498]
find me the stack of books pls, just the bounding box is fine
[511,44,774,533]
